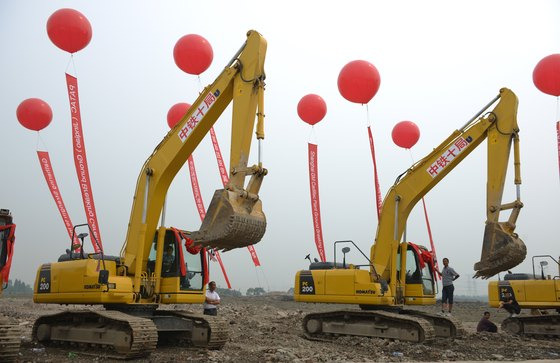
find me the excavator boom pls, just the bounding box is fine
[122,30,267,278]
[372,88,525,286]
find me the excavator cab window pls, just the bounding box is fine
[147,230,180,277]
[420,263,434,295]
[0,227,8,270]
[180,245,204,291]
[404,248,422,284]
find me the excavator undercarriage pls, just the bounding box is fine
[501,314,560,337]
[0,315,20,362]
[33,306,228,359]
[302,309,464,343]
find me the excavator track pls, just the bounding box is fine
[400,310,466,338]
[32,310,158,359]
[302,310,436,343]
[163,311,229,349]
[0,316,21,363]
[502,315,560,337]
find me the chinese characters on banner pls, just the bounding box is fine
[187,156,232,288]
[178,92,216,143]
[308,143,326,262]
[37,151,78,247]
[66,74,103,252]
[426,137,469,178]
[209,127,261,267]
[367,126,383,219]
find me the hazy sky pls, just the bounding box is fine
[1,1,559,295]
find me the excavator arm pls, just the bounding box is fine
[121,30,267,280]
[371,88,526,293]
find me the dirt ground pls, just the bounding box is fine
[1,295,559,362]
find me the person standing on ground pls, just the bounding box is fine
[477,311,498,332]
[439,257,460,315]
[203,281,221,316]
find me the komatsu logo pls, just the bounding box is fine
[356,289,376,294]
[84,284,101,290]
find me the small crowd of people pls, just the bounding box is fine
[439,257,523,333]
[201,257,523,332]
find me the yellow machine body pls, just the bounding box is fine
[29,31,268,357]
[489,279,560,309]
[294,89,527,342]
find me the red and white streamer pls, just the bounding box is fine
[367,126,383,219]
[421,197,440,279]
[308,143,326,262]
[556,121,560,181]
[66,73,103,252]
[209,128,261,267]
[37,151,78,246]
[188,155,232,288]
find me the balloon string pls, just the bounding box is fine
[366,103,371,128]
[36,132,48,152]
[308,125,318,144]
[408,148,415,164]
[65,54,78,77]
[197,75,203,93]
[555,96,559,120]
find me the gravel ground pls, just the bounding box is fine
[1,295,559,362]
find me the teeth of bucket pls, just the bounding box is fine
[474,222,527,279]
[191,189,266,251]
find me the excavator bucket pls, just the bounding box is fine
[191,189,266,251]
[474,222,527,279]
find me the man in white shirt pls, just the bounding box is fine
[203,281,220,316]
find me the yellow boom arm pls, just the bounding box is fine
[371,88,526,294]
[121,31,267,287]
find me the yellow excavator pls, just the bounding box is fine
[294,88,527,342]
[32,30,267,358]
[0,209,20,362]
[488,256,560,336]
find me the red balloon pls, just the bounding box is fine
[47,9,92,53]
[173,34,213,75]
[392,121,420,149]
[533,54,560,97]
[167,103,191,129]
[338,60,381,104]
[16,98,53,131]
[297,94,327,126]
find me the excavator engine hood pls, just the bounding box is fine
[474,221,526,278]
[191,189,266,251]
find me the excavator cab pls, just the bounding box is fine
[149,228,207,300]
[396,243,437,304]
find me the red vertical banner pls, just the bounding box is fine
[209,127,261,267]
[308,143,326,262]
[65,73,103,252]
[556,121,560,180]
[37,151,78,246]
[421,197,440,279]
[188,155,232,288]
[367,126,383,219]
